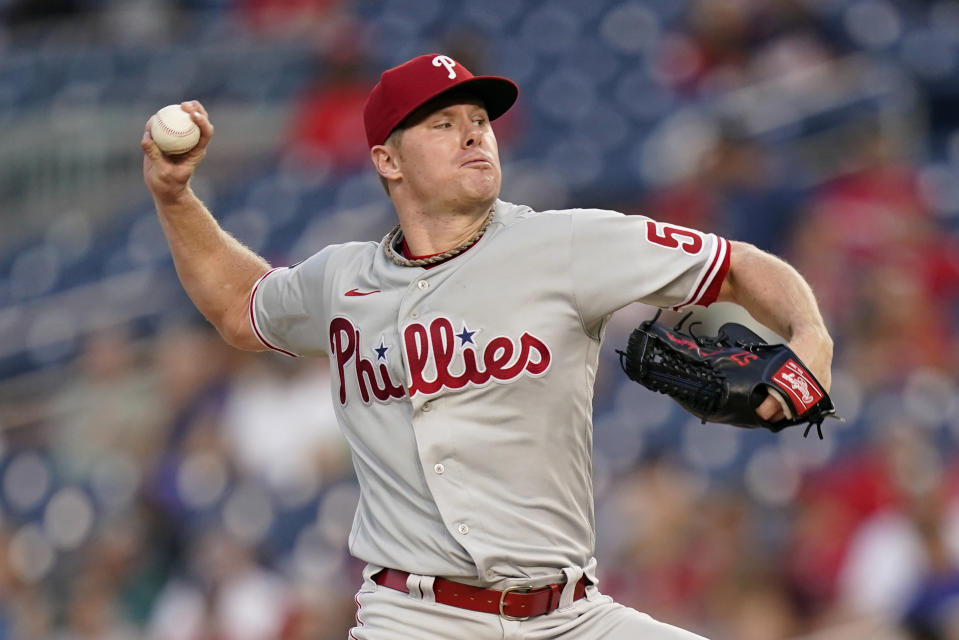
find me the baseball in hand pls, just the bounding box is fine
[150,104,201,155]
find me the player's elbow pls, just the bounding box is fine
[220,323,268,352]
[214,296,268,352]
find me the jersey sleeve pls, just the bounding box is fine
[570,209,731,324]
[249,249,334,357]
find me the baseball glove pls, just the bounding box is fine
[616,311,838,438]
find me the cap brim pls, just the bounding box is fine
[368,71,520,147]
[450,76,519,121]
[402,76,518,130]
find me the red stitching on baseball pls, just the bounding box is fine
[155,113,197,137]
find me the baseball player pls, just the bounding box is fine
[141,54,833,639]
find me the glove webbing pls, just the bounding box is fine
[617,333,725,419]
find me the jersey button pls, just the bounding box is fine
[433,463,445,475]
[417,280,429,290]
[422,401,432,412]
[457,523,469,535]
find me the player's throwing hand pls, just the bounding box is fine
[141,100,214,205]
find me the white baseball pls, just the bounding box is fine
[150,104,201,155]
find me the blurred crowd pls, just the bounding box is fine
[2,0,959,639]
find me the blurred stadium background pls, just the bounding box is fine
[1,0,958,638]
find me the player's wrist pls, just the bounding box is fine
[151,183,197,209]
[786,328,834,391]
[788,324,833,358]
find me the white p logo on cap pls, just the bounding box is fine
[432,55,457,79]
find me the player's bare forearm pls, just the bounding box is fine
[718,243,831,346]
[142,101,269,351]
[718,241,833,417]
[153,189,270,350]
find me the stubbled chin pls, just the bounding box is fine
[463,174,500,202]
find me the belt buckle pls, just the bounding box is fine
[499,585,532,621]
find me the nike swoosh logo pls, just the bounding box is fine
[345,288,381,297]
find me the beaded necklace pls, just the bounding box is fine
[383,208,494,268]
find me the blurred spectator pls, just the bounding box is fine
[785,424,909,624]
[679,0,836,94]
[639,123,799,253]
[142,323,235,549]
[48,326,162,484]
[240,0,342,36]
[221,354,347,496]
[790,125,959,389]
[709,563,800,640]
[285,55,372,171]
[596,455,710,629]
[284,16,373,172]
[54,570,139,640]
[834,424,959,639]
[901,487,959,639]
[148,529,293,640]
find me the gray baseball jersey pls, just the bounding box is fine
[250,199,730,586]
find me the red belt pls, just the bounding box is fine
[373,568,588,621]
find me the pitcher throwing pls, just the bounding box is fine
[141,53,833,639]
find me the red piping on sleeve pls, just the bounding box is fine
[695,237,731,307]
[673,237,731,311]
[249,267,299,358]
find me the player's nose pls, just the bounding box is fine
[461,119,483,148]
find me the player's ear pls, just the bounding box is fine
[371,144,401,183]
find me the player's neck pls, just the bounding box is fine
[395,201,494,257]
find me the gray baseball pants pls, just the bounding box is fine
[348,566,709,640]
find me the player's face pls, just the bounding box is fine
[394,97,501,212]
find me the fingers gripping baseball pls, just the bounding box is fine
[142,101,214,203]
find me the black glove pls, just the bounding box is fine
[617,312,839,438]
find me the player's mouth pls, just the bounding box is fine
[461,156,493,168]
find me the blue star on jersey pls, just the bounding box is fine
[374,339,389,361]
[456,325,476,346]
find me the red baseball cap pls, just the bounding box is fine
[363,54,519,148]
